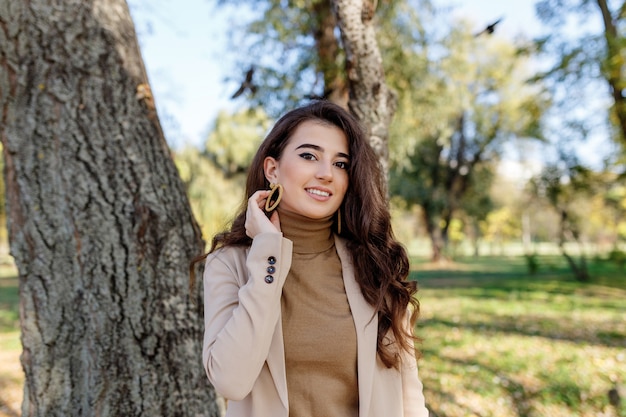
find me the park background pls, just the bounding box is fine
[0,0,625,416]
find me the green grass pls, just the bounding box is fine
[0,261,21,417]
[0,277,18,334]
[411,255,626,417]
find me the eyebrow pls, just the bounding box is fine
[295,143,350,159]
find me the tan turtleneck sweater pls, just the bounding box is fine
[278,209,359,417]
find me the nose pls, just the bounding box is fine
[315,161,333,181]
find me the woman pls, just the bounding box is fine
[200,101,428,417]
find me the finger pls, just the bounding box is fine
[249,190,271,209]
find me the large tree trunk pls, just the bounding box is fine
[332,0,397,182]
[0,1,219,416]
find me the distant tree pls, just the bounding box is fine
[0,1,219,415]
[528,151,597,282]
[461,164,496,257]
[390,22,548,261]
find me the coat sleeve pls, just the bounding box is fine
[401,311,430,417]
[202,232,293,400]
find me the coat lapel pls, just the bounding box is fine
[335,237,378,417]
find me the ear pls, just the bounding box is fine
[263,156,279,183]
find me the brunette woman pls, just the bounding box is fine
[200,101,428,417]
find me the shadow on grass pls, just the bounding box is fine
[418,280,626,310]
[421,315,625,349]
[422,351,569,417]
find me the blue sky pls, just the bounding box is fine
[131,1,543,150]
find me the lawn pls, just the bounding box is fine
[413,255,626,417]
[0,255,624,417]
[0,264,20,417]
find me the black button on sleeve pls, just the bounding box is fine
[264,275,274,284]
[266,265,276,274]
[267,256,277,265]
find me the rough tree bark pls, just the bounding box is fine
[331,0,397,182]
[0,1,219,416]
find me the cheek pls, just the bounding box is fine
[337,174,349,197]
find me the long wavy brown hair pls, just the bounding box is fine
[192,100,419,369]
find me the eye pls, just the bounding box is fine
[334,161,350,170]
[299,152,317,161]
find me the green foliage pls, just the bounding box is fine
[217,0,343,116]
[388,18,548,259]
[534,0,626,156]
[175,108,271,245]
[607,248,625,269]
[481,207,522,243]
[218,0,435,117]
[527,155,618,252]
[174,146,246,245]
[205,108,270,177]
[603,183,626,241]
[461,164,495,223]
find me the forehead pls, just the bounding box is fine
[285,120,349,153]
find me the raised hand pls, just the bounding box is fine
[245,190,281,238]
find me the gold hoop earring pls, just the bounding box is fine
[336,210,342,234]
[265,183,283,212]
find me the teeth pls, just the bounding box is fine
[307,188,330,197]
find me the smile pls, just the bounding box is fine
[306,188,330,197]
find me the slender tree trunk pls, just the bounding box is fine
[332,0,397,182]
[558,210,590,282]
[0,1,219,416]
[596,0,626,145]
[522,211,532,254]
[312,0,349,107]
[470,219,480,257]
[422,204,444,262]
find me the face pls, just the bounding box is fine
[264,120,350,219]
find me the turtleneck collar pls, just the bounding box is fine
[277,208,334,254]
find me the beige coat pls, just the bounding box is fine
[203,232,429,417]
